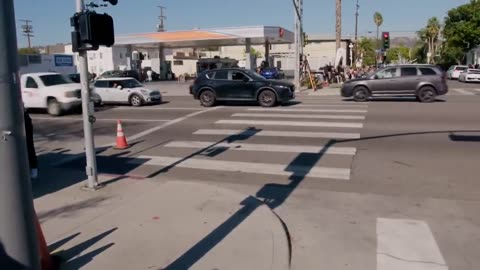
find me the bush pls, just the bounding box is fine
[302,76,320,89]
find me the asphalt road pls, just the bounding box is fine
[31,81,480,269]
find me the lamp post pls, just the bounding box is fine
[349,43,354,66]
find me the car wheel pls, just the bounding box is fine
[352,86,369,102]
[199,90,216,107]
[129,94,144,107]
[417,86,437,103]
[47,99,62,116]
[258,89,277,107]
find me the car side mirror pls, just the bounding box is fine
[117,85,123,90]
[373,75,379,79]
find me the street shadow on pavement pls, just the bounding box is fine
[38,197,109,222]
[163,138,336,269]
[162,129,480,269]
[0,242,29,270]
[449,133,480,142]
[147,127,262,178]
[54,227,117,270]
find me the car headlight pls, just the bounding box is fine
[140,90,149,95]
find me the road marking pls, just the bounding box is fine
[193,129,361,139]
[129,155,351,180]
[112,107,205,111]
[128,106,222,141]
[165,141,356,155]
[32,117,170,122]
[232,113,365,120]
[52,106,222,166]
[377,218,448,270]
[248,108,367,113]
[294,104,368,108]
[216,119,363,128]
[451,88,475,95]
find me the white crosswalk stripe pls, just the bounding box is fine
[132,97,368,181]
[450,88,475,95]
[216,119,363,128]
[232,113,365,120]
[164,141,357,155]
[377,218,449,270]
[129,155,351,180]
[248,108,368,113]
[193,129,361,139]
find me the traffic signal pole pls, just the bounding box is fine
[0,1,40,269]
[76,0,99,190]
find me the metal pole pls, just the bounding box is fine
[354,0,359,66]
[293,0,300,90]
[0,1,40,269]
[76,0,98,189]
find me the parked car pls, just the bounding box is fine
[446,65,468,80]
[190,68,295,107]
[93,77,161,106]
[458,69,480,83]
[341,65,448,103]
[260,67,284,79]
[99,70,144,81]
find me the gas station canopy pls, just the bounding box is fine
[115,26,294,48]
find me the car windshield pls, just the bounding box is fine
[120,79,142,88]
[469,69,480,74]
[244,70,267,81]
[39,74,74,86]
[456,66,468,71]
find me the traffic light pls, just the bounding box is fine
[70,0,117,52]
[382,32,390,49]
[71,12,115,52]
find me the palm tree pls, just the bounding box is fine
[335,0,342,50]
[373,12,383,50]
[425,17,441,63]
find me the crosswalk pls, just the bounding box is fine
[127,97,368,181]
[449,88,480,95]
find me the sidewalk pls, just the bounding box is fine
[299,86,342,96]
[34,168,290,270]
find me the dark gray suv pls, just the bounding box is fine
[341,65,448,102]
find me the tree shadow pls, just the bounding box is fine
[56,228,117,270]
[147,127,262,178]
[162,129,480,269]
[162,140,335,269]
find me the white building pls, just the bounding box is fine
[59,27,352,78]
[18,54,77,75]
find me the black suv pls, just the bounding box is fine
[341,65,448,102]
[190,68,295,107]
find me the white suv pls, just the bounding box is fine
[93,77,162,106]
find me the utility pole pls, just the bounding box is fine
[354,0,359,66]
[76,0,99,190]
[0,1,40,269]
[157,5,166,32]
[293,0,302,90]
[20,19,34,48]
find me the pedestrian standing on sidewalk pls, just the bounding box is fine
[24,110,38,180]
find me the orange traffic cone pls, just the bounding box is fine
[34,213,55,270]
[115,120,129,149]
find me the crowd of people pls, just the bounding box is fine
[317,64,380,84]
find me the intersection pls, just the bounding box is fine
[31,82,480,269]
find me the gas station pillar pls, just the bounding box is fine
[245,38,255,70]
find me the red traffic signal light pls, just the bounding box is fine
[383,32,389,39]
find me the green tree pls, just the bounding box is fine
[373,12,383,49]
[18,47,40,55]
[417,17,441,64]
[357,37,376,66]
[442,0,480,64]
[386,46,411,63]
[244,47,262,58]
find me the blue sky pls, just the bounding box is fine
[14,0,470,47]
